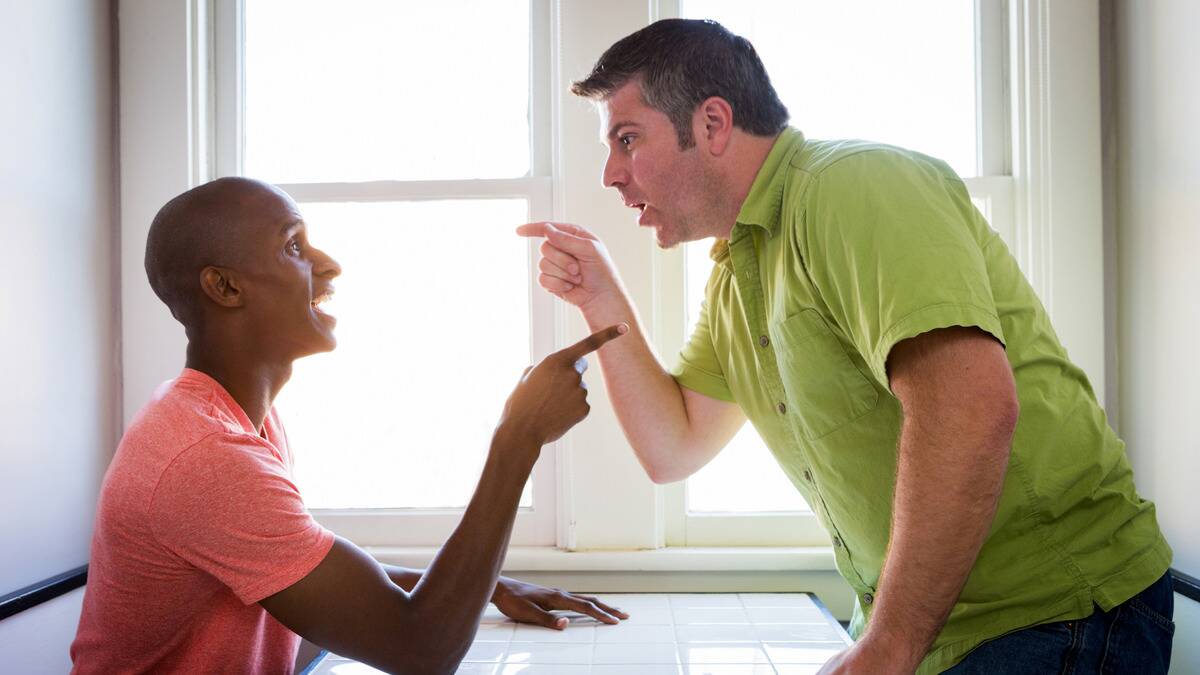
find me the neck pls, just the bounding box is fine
[185,339,293,433]
[711,131,781,239]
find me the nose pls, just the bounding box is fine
[314,247,342,279]
[602,148,627,189]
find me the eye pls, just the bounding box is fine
[619,134,634,147]
[287,239,302,255]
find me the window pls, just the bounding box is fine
[654,0,1014,545]
[214,0,558,546]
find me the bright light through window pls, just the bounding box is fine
[684,241,809,514]
[684,0,978,177]
[276,199,533,509]
[244,0,532,183]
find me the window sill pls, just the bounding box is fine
[365,545,837,572]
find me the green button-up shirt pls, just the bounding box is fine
[671,128,1171,673]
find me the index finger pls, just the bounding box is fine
[517,221,597,240]
[557,323,629,362]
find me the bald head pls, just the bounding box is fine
[145,177,296,328]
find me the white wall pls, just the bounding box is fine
[0,0,117,670]
[1113,0,1200,581]
[0,589,86,674]
[1110,1,1200,671]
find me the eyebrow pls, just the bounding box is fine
[605,120,638,143]
[279,219,304,238]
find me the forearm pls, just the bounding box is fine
[863,415,1013,670]
[577,292,698,480]
[404,427,539,668]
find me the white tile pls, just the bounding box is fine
[592,642,682,665]
[669,594,743,608]
[679,643,771,665]
[473,622,517,641]
[313,592,850,675]
[596,593,672,610]
[683,665,776,675]
[511,624,595,643]
[762,642,846,664]
[594,623,677,643]
[746,607,828,624]
[455,665,499,675]
[751,624,846,642]
[621,607,676,625]
[504,643,593,665]
[462,642,508,663]
[674,624,756,643]
[738,594,816,608]
[673,607,750,625]
[499,665,589,675]
[593,666,683,675]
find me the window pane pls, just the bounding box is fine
[684,241,809,513]
[277,199,532,509]
[244,0,531,183]
[683,0,978,177]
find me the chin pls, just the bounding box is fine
[654,227,685,250]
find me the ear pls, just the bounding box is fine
[199,266,244,308]
[693,96,735,156]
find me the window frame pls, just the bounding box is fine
[119,0,1103,568]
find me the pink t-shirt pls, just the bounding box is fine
[71,369,335,674]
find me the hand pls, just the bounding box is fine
[498,323,628,447]
[516,221,624,312]
[816,638,919,675]
[491,577,630,629]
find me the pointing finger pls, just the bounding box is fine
[557,323,628,362]
[517,221,598,241]
[543,224,597,258]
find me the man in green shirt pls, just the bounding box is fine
[519,18,1174,674]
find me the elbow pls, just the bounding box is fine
[636,444,687,485]
[994,389,1020,442]
[647,467,679,485]
[980,391,1019,463]
[386,636,469,675]
[380,610,474,675]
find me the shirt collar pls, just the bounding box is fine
[733,127,806,236]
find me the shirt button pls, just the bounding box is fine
[777,402,787,414]
[832,536,842,548]
[863,592,874,605]
[803,469,813,482]
[759,335,770,348]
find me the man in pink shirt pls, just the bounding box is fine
[71,177,628,674]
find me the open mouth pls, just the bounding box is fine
[311,288,335,316]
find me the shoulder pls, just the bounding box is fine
[797,139,955,189]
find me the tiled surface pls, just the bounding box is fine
[309,593,851,675]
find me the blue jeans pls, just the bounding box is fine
[944,573,1175,674]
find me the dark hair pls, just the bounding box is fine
[571,18,789,148]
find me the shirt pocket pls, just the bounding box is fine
[770,309,879,440]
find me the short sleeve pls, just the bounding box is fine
[671,296,735,402]
[149,433,335,604]
[800,150,1005,388]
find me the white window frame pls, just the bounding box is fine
[119,0,1103,580]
